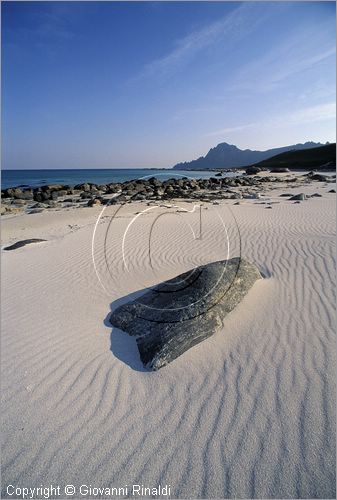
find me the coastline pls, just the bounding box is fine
[2,169,335,217]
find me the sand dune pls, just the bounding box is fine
[1,185,335,498]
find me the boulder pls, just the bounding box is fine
[42,184,64,191]
[245,166,261,175]
[309,174,329,182]
[74,183,91,192]
[80,192,92,199]
[87,198,102,207]
[270,168,290,173]
[57,190,68,197]
[14,190,33,200]
[110,258,261,370]
[289,193,306,201]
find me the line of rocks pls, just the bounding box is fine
[1,171,334,215]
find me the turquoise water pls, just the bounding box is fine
[2,168,238,189]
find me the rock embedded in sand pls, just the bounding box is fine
[110,258,261,370]
[4,239,47,251]
[289,193,306,201]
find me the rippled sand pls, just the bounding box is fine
[1,182,335,498]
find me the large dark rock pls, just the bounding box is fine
[308,173,329,182]
[245,166,261,175]
[110,258,261,370]
[270,167,290,173]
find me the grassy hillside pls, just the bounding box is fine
[253,143,336,170]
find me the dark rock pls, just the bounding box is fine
[279,193,293,197]
[67,189,82,195]
[4,239,47,251]
[134,193,147,200]
[74,183,91,192]
[245,166,261,175]
[80,192,93,199]
[328,189,336,193]
[28,208,44,214]
[110,258,261,370]
[33,191,44,202]
[289,193,306,201]
[4,188,24,198]
[243,192,261,199]
[107,184,121,193]
[57,190,68,197]
[45,200,58,208]
[31,202,48,209]
[310,193,322,197]
[14,190,33,200]
[270,167,290,173]
[87,198,102,207]
[41,184,64,191]
[309,174,329,182]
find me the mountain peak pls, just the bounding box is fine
[173,141,324,170]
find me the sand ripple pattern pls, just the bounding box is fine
[1,198,335,498]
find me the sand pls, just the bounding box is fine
[1,180,335,499]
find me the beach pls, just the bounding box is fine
[1,176,335,498]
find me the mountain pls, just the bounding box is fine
[173,141,326,170]
[252,143,336,170]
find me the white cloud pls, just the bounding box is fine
[226,20,336,93]
[133,3,275,82]
[205,102,336,138]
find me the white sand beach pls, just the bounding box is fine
[1,180,335,498]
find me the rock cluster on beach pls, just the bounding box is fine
[110,258,262,370]
[1,170,335,215]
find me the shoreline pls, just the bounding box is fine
[1,170,335,217]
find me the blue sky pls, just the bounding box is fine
[2,1,336,169]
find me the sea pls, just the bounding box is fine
[1,168,239,190]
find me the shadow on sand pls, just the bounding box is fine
[104,289,149,372]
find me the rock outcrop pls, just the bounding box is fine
[110,258,261,370]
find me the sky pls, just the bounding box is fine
[2,1,336,169]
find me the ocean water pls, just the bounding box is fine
[1,168,238,190]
